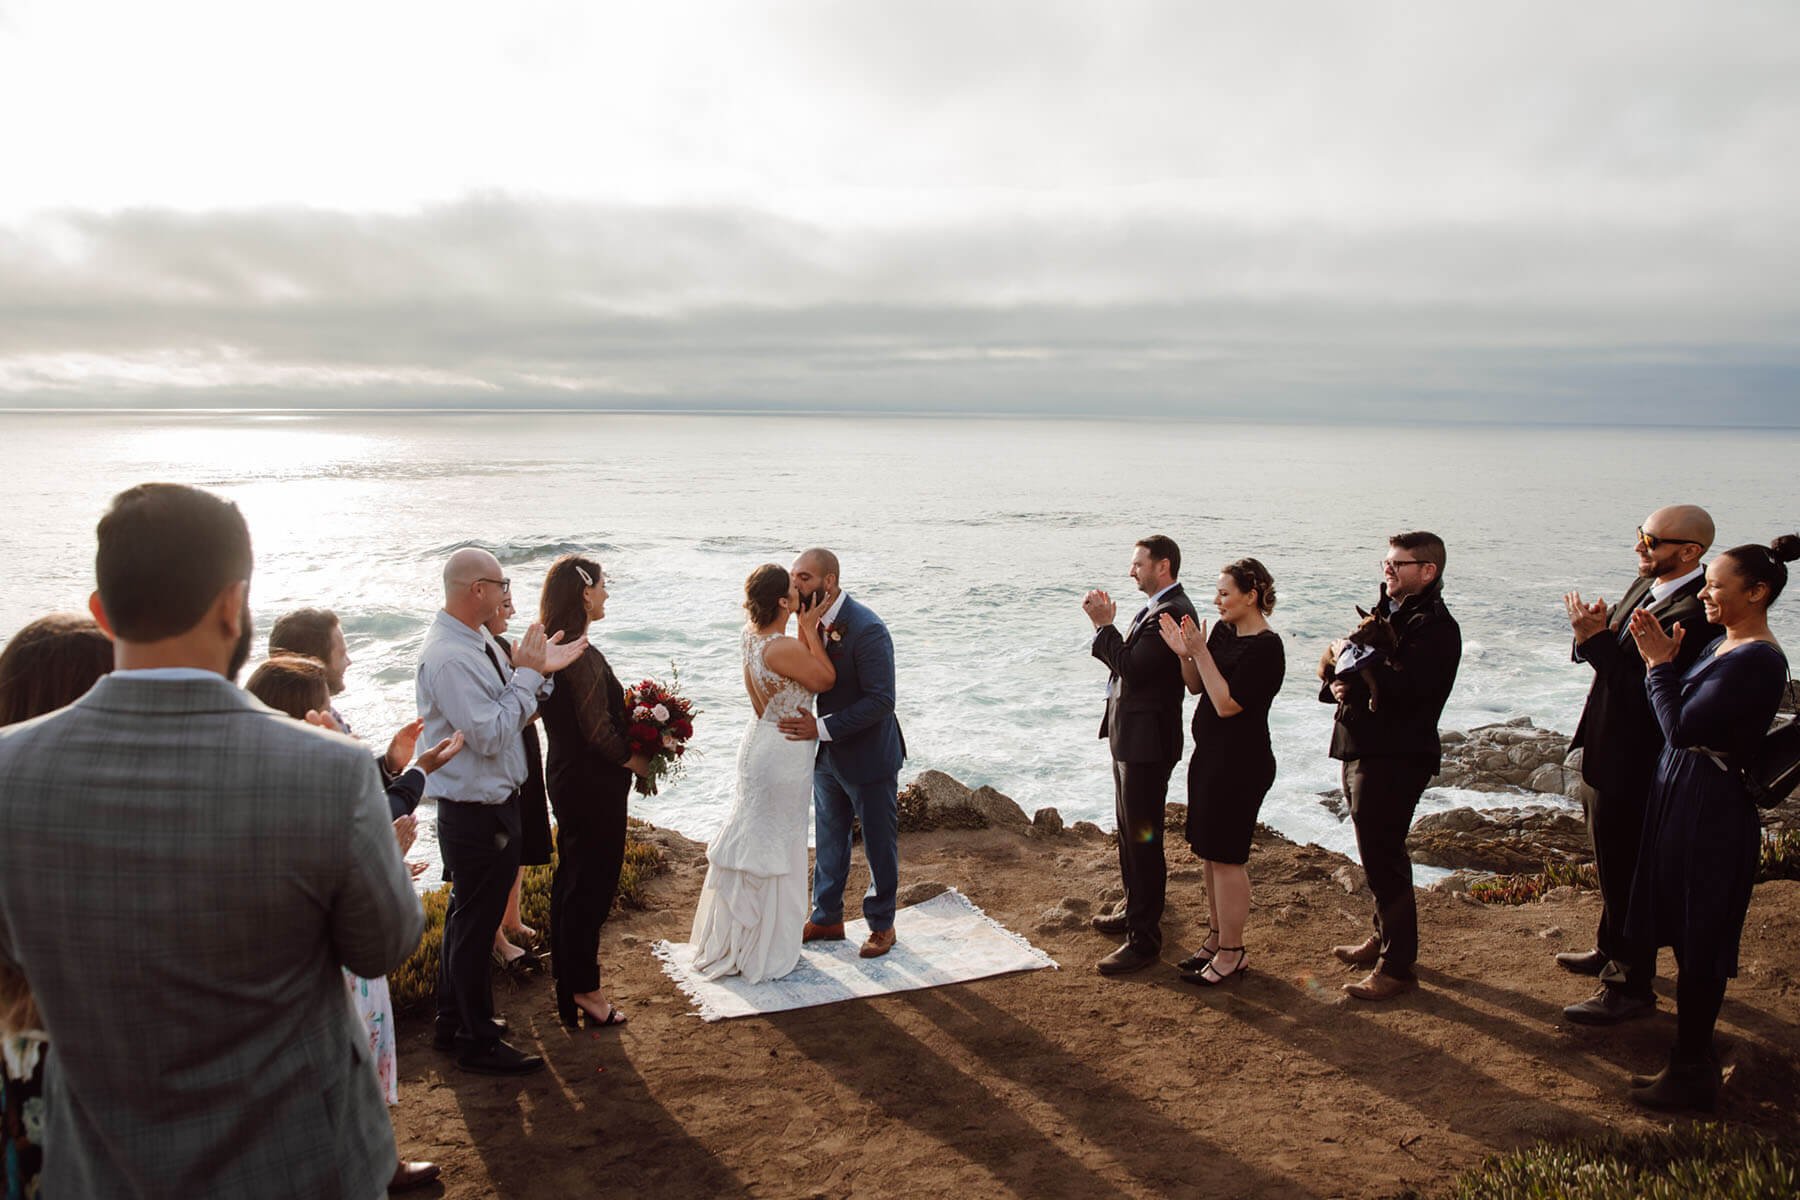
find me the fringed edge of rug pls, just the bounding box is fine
[934,886,1060,971]
[650,939,733,1021]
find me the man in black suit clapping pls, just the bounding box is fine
[1084,535,1198,976]
[1559,505,1719,1025]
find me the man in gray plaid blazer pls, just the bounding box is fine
[0,484,425,1199]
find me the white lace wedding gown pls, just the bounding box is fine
[688,629,817,983]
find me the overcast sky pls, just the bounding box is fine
[1,0,1795,421]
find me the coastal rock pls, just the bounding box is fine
[1317,789,1347,822]
[1429,718,1574,795]
[970,785,1032,828]
[1032,807,1065,834]
[901,770,1025,830]
[1425,871,1493,894]
[1406,805,1591,873]
[1331,865,1368,895]
[1035,896,1092,933]
[1071,820,1106,840]
[897,881,950,907]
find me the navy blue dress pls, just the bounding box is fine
[1625,636,1787,978]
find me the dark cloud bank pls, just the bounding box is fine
[1,196,1795,425]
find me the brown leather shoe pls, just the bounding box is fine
[802,921,846,942]
[1332,935,1380,967]
[1342,971,1418,1001]
[860,928,896,958]
[389,1160,441,1192]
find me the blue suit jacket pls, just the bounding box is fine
[816,594,906,785]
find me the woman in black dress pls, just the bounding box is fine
[1622,534,1797,1111]
[538,555,650,1029]
[1159,558,1285,986]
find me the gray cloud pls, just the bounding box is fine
[1,194,1795,423]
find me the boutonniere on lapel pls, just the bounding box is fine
[821,623,844,652]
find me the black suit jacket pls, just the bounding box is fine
[1092,583,1199,763]
[1571,572,1717,797]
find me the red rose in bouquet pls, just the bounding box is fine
[622,667,701,796]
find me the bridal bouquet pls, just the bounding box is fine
[624,670,699,796]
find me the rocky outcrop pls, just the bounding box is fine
[899,770,1032,831]
[1406,804,1592,873]
[1432,717,1583,799]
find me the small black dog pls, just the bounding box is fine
[1318,607,1399,712]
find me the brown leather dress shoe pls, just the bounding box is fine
[860,928,896,958]
[389,1159,441,1192]
[1554,947,1610,976]
[1342,971,1418,1001]
[802,921,846,942]
[1563,984,1655,1025]
[1332,935,1381,967]
[1095,942,1159,976]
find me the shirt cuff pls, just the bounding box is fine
[816,714,833,742]
[510,666,546,696]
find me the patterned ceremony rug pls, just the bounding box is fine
[652,888,1059,1021]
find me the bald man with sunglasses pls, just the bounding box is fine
[1559,505,1720,1026]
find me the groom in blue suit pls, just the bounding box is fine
[779,547,907,958]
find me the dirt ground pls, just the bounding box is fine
[392,824,1800,1199]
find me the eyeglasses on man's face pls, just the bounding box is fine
[476,576,512,594]
[1381,558,1427,573]
[1636,528,1702,552]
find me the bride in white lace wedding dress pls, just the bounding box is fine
[689,565,836,983]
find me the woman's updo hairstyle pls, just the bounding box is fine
[1721,534,1800,607]
[744,564,791,627]
[1222,557,1277,615]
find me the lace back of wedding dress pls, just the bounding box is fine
[743,628,810,722]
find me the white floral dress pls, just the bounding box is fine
[344,971,397,1105]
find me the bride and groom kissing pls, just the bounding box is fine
[688,547,907,984]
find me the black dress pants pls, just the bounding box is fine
[1586,784,1656,998]
[550,771,630,996]
[1113,758,1176,952]
[1344,758,1433,980]
[436,796,522,1048]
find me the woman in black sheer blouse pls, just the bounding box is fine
[537,555,649,1029]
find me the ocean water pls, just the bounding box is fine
[5,410,1797,888]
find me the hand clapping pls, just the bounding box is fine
[1627,608,1683,667]
[511,622,588,674]
[1158,612,1208,659]
[1564,591,1608,642]
[1082,588,1117,629]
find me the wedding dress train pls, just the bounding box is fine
[688,630,816,983]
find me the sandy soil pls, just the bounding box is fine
[392,824,1800,1199]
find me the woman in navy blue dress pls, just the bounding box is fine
[1624,534,1798,1111]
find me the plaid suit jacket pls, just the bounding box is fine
[0,673,425,1199]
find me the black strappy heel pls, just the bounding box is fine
[1181,946,1248,987]
[1175,927,1220,973]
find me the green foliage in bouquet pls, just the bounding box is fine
[388,819,667,1013]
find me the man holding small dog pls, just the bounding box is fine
[1321,532,1462,1000]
